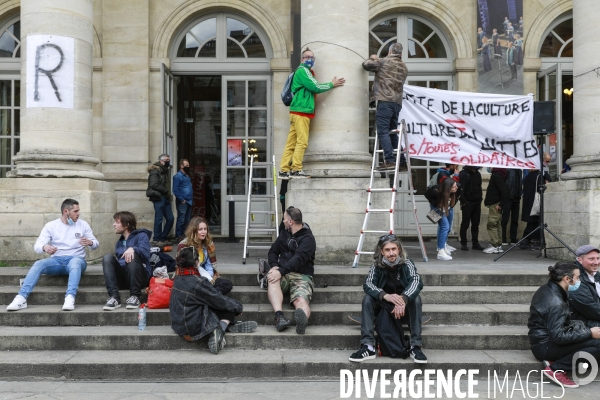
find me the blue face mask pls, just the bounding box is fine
[67,217,75,226]
[568,280,581,292]
[304,59,315,68]
[486,167,492,173]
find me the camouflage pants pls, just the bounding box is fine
[279,272,314,306]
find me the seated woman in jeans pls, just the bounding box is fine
[177,216,233,295]
[170,247,257,354]
[426,177,458,261]
[528,261,600,389]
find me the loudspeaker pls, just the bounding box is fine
[533,101,555,134]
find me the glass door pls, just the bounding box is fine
[537,64,562,181]
[222,76,271,236]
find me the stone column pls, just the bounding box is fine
[285,0,372,263]
[0,1,115,261]
[300,0,371,177]
[543,0,600,259]
[563,0,600,180]
[9,0,103,179]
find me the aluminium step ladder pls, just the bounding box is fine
[352,119,428,266]
[242,155,279,264]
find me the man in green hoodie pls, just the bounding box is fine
[278,48,345,179]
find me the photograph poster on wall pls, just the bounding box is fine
[477,0,524,95]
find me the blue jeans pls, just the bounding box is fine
[376,101,401,163]
[431,205,454,249]
[175,201,192,237]
[152,197,174,241]
[19,256,87,298]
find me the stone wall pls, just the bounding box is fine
[0,179,116,262]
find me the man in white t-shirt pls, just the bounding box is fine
[6,198,99,311]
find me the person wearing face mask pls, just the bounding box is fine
[173,159,193,242]
[528,261,600,389]
[277,48,345,180]
[266,207,316,334]
[146,154,175,246]
[349,234,426,363]
[568,246,600,328]
[6,199,99,312]
[362,43,408,172]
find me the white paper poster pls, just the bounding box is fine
[400,85,539,169]
[26,35,75,109]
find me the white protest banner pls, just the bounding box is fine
[400,85,540,169]
[26,35,75,109]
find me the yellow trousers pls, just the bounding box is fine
[280,114,311,172]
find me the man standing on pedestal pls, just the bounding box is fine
[277,48,345,180]
[6,199,99,312]
[362,43,408,172]
[173,159,193,242]
[146,154,174,246]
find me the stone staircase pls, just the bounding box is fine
[0,261,549,380]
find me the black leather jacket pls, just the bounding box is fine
[569,261,600,326]
[528,280,592,346]
[169,274,243,341]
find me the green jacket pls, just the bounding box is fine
[363,259,423,304]
[290,64,334,114]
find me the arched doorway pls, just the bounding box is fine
[168,12,273,236]
[368,13,453,235]
[537,14,573,180]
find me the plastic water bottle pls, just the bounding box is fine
[138,303,147,330]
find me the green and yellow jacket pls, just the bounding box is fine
[290,64,333,114]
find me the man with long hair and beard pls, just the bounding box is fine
[349,235,427,363]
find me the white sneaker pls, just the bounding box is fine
[437,248,452,260]
[6,295,27,311]
[483,245,499,254]
[497,246,504,253]
[445,244,457,253]
[62,294,75,311]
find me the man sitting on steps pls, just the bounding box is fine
[266,206,316,334]
[349,234,427,363]
[568,245,600,328]
[6,198,99,312]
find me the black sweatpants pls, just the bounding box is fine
[501,199,520,243]
[531,338,600,372]
[460,201,481,245]
[360,294,423,348]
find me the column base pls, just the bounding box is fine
[562,154,600,180]
[8,150,105,180]
[543,178,600,259]
[302,153,372,178]
[286,176,400,264]
[0,178,116,261]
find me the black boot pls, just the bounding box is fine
[472,242,484,251]
[461,243,469,251]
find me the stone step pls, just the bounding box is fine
[0,285,537,305]
[0,349,541,380]
[0,304,529,327]
[0,266,548,287]
[0,325,530,351]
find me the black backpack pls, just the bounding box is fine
[375,302,410,358]
[281,71,296,106]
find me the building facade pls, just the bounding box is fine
[0,0,593,262]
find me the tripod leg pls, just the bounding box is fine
[493,227,542,261]
[543,227,577,257]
